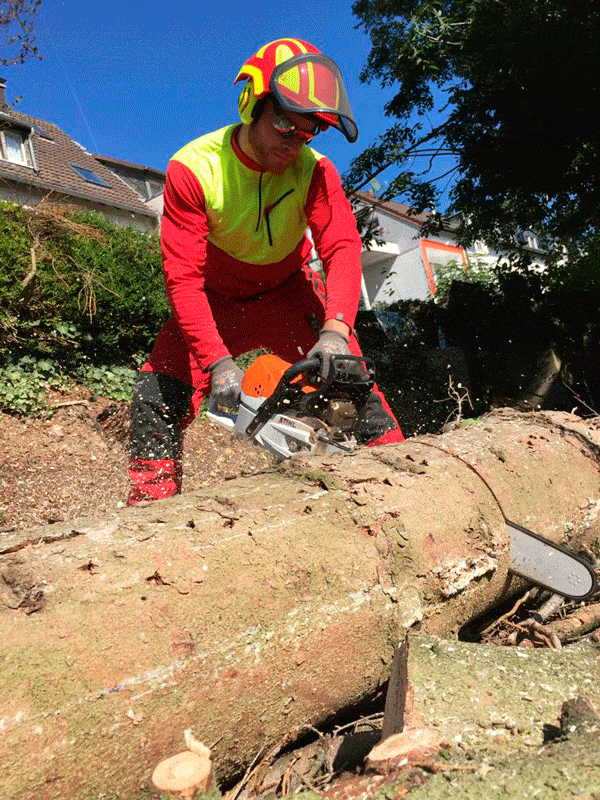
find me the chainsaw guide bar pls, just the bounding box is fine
[507,519,597,600]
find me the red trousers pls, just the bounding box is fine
[128,268,404,503]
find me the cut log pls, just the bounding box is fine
[151,746,212,800]
[1,410,600,800]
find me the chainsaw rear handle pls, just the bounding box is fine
[206,399,237,429]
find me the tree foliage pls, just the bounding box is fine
[348,0,600,249]
[1,0,42,66]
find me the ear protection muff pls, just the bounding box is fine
[238,82,257,125]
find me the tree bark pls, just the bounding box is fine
[520,348,562,409]
[1,410,599,800]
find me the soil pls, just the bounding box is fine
[0,388,273,533]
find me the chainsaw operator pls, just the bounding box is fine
[128,37,405,505]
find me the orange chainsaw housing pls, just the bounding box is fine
[240,354,315,398]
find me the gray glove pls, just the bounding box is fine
[307,330,352,380]
[208,356,244,417]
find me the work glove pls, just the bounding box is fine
[208,356,244,417]
[307,329,352,381]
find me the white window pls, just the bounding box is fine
[420,239,468,294]
[0,129,29,166]
[525,233,539,250]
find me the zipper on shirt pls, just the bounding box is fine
[255,172,294,246]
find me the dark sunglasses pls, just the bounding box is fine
[269,104,319,142]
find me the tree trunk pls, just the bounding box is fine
[520,348,562,409]
[1,410,599,800]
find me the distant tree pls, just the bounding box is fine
[1,0,42,66]
[347,0,600,250]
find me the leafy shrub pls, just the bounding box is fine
[0,201,169,368]
[74,364,139,402]
[434,256,500,304]
[0,356,69,415]
[0,356,144,416]
[356,305,460,437]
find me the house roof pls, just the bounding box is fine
[0,90,157,219]
[352,190,432,227]
[93,153,166,181]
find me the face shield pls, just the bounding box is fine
[269,53,358,143]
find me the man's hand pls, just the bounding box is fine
[307,330,352,380]
[208,356,244,416]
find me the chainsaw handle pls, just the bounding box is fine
[246,353,375,441]
[282,355,374,381]
[282,357,321,381]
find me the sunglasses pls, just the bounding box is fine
[269,104,319,142]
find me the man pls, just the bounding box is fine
[128,37,404,505]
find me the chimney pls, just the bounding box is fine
[0,78,6,109]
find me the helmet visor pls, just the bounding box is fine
[270,53,358,143]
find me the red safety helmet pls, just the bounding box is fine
[235,38,358,143]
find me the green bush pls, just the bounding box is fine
[0,356,143,415]
[0,201,170,414]
[0,201,169,367]
[356,305,459,437]
[434,256,500,304]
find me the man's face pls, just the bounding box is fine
[248,98,319,174]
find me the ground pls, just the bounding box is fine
[2,396,600,799]
[0,388,272,533]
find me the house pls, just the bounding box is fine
[355,191,471,308]
[0,78,160,232]
[93,153,165,219]
[354,191,546,308]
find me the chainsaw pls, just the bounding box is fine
[207,353,597,601]
[207,352,374,459]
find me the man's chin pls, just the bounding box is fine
[267,163,288,175]
[267,153,296,174]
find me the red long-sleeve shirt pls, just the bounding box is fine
[160,124,363,370]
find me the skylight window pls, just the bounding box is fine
[69,164,110,187]
[33,124,53,141]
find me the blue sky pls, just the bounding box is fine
[3,0,401,180]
